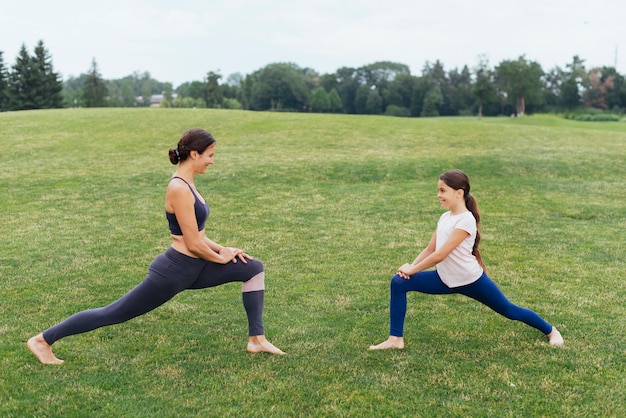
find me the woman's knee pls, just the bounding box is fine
[247,258,264,275]
[243,271,265,292]
[242,259,265,292]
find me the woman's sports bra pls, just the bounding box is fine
[166,176,209,236]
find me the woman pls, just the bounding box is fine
[28,128,284,364]
[369,169,564,350]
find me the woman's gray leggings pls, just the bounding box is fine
[43,247,266,344]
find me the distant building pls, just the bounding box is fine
[135,93,177,107]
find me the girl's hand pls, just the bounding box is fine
[396,263,414,279]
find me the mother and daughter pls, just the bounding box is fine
[27,129,563,365]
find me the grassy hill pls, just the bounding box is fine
[1,109,624,416]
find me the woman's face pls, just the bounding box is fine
[194,143,215,174]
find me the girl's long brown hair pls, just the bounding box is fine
[439,169,486,271]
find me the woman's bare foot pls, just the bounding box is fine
[547,327,564,347]
[247,335,285,355]
[368,336,405,350]
[27,333,64,364]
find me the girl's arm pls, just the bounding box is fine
[411,232,437,265]
[398,229,469,278]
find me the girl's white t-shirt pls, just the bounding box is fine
[435,211,484,287]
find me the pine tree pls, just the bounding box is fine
[83,58,108,107]
[0,51,8,111]
[7,44,36,111]
[32,40,63,108]
[6,42,63,111]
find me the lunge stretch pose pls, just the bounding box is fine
[28,128,284,364]
[369,169,564,350]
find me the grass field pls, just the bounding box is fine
[1,108,625,417]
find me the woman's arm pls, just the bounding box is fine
[398,228,469,278]
[167,183,233,263]
[203,236,224,253]
[203,236,252,263]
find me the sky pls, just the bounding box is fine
[1,0,624,87]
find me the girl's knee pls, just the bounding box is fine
[390,274,407,292]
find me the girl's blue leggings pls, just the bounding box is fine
[389,270,553,337]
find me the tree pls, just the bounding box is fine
[559,76,580,110]
[249,63,309,111]
[0,51,8,111]
[359,61,411,88]
[120,79,137,107]
[179,81,207,103]
[163,82,174,102]
[237,75,253,110]
[358,61,411,112]
[365,88,383,114]
[472,56,497,118]
[328,88,342,113]
[583,68,614,110]
[334,67,360,114]
[601,67,626,110]
[32,40,63,108]
[386,73,415,110]
[542,66,564,109]
[557,55,587,110]
[83,58,108,107]
[63,74,87,107]
[354,84,370,114]
[6,41,63,110]
[421,87,443,116]
[419,61,449,116]
[7,44,37,110]
[303,68,321,91]
[222,72,243,102]
[309,87,330,112]
[447,66,473,115]
[204,71,223,108]
[140,79,152,107]
[495,56,544,115]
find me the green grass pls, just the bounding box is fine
[1,109,625,417]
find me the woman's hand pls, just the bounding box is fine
[396,263,415,279]
[220,247,253,264]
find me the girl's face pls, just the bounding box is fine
[437,179,464,210]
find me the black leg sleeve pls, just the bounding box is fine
[242,290,265,336]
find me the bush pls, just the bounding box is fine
[563,108,622,122]
[222,98,242,110]
[384,105,411,117]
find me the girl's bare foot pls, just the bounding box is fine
[27,333,64,364]
[368,336,405,350]
[247,335,285,355]
[547,327,564,347]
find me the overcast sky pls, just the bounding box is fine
[1,0,624,86]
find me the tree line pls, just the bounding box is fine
[2,40,625,117]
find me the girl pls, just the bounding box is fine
[369,169,564,350]
[28,128,284,364]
